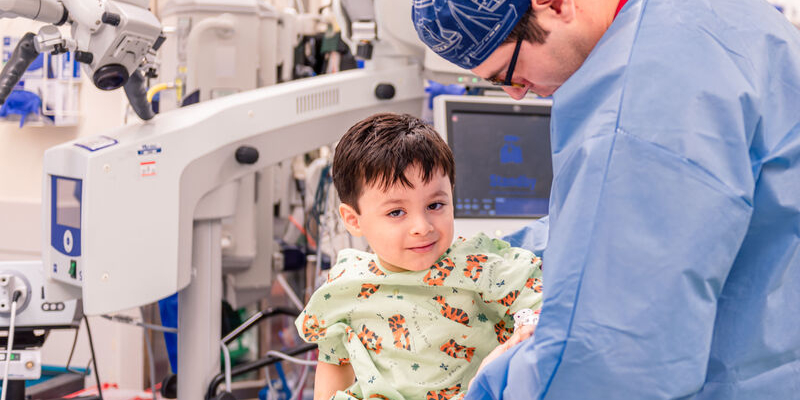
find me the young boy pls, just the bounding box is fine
[295,113,543,400]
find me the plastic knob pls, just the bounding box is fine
[101,12,121,26]
[374,84,396,100]
[356,42,373,60]
[235,146,259,165]
[160,374,177,399]
[213,392,237,400]
[74,51,93,64]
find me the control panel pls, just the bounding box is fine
[0,350,41,380]
[48,175,83,286]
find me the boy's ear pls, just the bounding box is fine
[339,203,363,237]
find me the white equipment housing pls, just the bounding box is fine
[36,0,502,398]
[157,0,280,110]
[43,65,424,315]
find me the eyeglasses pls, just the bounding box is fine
[488,38,525,88]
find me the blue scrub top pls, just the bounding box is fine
[469,0,800,398]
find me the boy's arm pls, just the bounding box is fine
[470,325,535,388]
[314,361,355,400]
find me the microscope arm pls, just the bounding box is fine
[0,0,66,24]
[0,0,162,119]
[0,33,38,105]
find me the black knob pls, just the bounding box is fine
[235,146,259,164]
[160,374,177,399]
[374,84,395,100]
[213,392,237,400]
[74,51,93,64]
[356,41,373,60]
[101,12,121,26]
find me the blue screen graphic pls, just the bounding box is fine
[450,110,552,217]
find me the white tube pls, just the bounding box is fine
[275,273,304,311]
[265,350,317,366]
[0,300,19,400]
[0,0,65,23]
[220,342,232,393]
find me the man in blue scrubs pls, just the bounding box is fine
[413,0,800,398]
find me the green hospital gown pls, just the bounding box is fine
[295,233,543,400]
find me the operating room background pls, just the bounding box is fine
[0,0,798,395]
[0,0,334,393]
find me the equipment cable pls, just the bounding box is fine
[84,316,103,400]
[64,326,84,375]
[0,291,22,400]
[143,326,157,400]
[264,351,317,367]
[221,342,232,394]
[100,314,178,334]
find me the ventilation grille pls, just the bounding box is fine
[296,88,340,114]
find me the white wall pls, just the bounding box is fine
[0,17,145,391]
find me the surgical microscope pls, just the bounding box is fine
[0,0,164,120]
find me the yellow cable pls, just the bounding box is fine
[146,83,172,103]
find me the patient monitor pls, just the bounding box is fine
[433,95,553,239]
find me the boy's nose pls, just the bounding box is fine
[410,215,434,236]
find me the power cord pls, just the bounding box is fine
[101,311,169,400]
[84,316,103,400]
[264,351,317,367]
[143,327,157,400]
[63,325,89,376]
[100,314,178,334]
[1,290,22,400]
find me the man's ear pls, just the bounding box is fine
[339,203,363,237]
[532,0,575,22]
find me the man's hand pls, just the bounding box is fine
[470,325,536,387]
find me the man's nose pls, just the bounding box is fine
[503,85,528,100]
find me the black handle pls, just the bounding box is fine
[375,83,396,100]
[0,33,40,105]
[123,68,156,120]
[235,146,259,164]
[101,12,121,26]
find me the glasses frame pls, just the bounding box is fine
[488,38,525,88]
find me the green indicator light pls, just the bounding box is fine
[69,260,77,279]
[472,77,478,83]
[10,353,19,361]
[457,77,464,82]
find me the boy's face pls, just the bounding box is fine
[339,164,454,272]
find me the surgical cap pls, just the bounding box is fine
[412,0,531,69]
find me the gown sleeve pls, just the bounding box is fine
[466,130,753,399]
[295,253,357,366]
[461,236,544,344]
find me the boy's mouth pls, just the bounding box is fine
[408,241,436,253]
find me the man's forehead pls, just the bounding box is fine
[472,41,515,79]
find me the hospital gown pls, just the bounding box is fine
[468,0,800,398]
[296,233,543,399]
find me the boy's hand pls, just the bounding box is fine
[469,325,536,387]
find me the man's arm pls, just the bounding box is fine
[314,361,355,400]
[468,131,753,399]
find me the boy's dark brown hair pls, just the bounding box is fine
[333,113,455,213]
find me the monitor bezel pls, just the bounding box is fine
[433,95,553,220]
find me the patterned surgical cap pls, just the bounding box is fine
[412,0,531,69]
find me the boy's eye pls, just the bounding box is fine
[428,202,445,211]
[387,209,406,217]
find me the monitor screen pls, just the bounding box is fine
[443,99,552,218]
